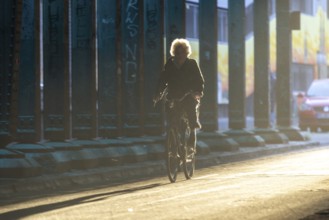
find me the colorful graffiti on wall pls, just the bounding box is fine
[188,7,328,104]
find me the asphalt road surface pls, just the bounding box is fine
[1,146,329,220]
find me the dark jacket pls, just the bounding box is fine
[156,57,205,99]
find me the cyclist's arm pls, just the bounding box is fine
[190,59,205,98]
[153,63,169,102]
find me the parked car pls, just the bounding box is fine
[298,79,329,131]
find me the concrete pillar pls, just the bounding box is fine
[254,0,270,129]
[199,0,218,132]
[276,0,291,128]
[276,0,304,141]
[43,0,70,141]
[252,0,288,144]
[9,0,24,142]
[115,0,123,137]
[228,0,246,130]
[225,0,265,147]
[0,0,15,144]
[63,0,70,140]
[143,0,164,135]
[34,0,42,142]
[121,0,144,136]
[71,0,97,139]
[16,0,37,141]
[97,0,119,138]
[165,0,185,59]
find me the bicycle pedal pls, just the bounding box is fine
[187,146,196,155]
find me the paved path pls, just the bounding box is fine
[0,132,326,195]
[1,146,329,219]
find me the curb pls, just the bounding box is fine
[0,140,320,196]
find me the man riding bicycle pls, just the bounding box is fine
[153,38,205,153]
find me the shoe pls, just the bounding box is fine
[195,120,202,129]
[188,146,196,155]
[190,121,201,129]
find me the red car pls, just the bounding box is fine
[298,79,329,132]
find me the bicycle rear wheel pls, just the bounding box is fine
[166,129,179,183]
[182,126,195,179]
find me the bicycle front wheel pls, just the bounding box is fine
[166,129,179,183]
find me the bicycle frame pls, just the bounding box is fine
[167,99,189,154]
[165,92,195,182]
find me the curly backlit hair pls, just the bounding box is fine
[170,38,192,57]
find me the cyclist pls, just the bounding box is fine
[153,38,205,153]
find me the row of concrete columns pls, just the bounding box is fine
[228,0,303,141]
[0,0,302,146]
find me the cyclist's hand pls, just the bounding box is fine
[153,94,161,106]
[191,92,201,101]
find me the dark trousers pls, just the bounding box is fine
[166,96,200,148]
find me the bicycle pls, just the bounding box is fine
[154,91,196,183]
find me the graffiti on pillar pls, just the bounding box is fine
[169,24,179,44]
[97,0,117,133]
[124,0,138,84]
[124,43,137,83]
[143,0,163,134]
[76,0,90,48]
[165,1,185,60]
[21,0,34,40]
[122,0,140,125]
[124,44,138,118]
[100,16,115,39]
[145,1,157,49]
[125,0,138,37]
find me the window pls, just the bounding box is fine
[269,0,275,17]
[218,3,253,42]
[218,8,228,42]
[290,0,314,16]
[186,2,199,39]
[245,3,254,37]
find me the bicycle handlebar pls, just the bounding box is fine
[153,90,199,108]
[167,91,193,103]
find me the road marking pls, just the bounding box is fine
[147,184,240,205]
[194,174,219,179]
